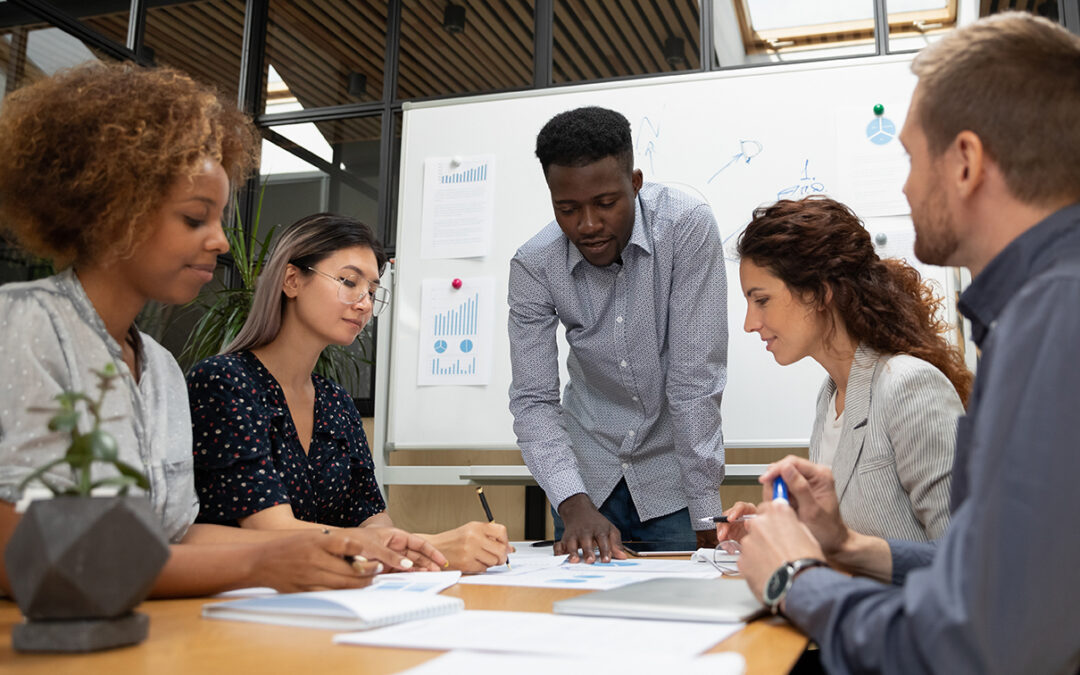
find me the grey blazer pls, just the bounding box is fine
[810,344,961,542]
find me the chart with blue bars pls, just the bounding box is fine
[418,277,493,385]
[431,291,479,376]
[440,163,488,184]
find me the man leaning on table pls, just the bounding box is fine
[508,106,727,562]
[733,13,1080,675]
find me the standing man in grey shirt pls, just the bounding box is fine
[735,13,1080,674]
[508,106,727,562]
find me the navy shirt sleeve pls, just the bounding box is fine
[187,354,292,524]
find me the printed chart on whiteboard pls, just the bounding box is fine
[417,277,495,386]
[420,155,496,259]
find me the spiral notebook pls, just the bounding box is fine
[203,588,464,631]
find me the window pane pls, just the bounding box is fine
[553,0,700,84]
[886,0,957,53]
[713,0,876,67]
[143,0,244,102]
[258,118,383,399]
[398,0,534,100]
[264,0,386,114]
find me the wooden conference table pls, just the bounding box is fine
[0,575,809,674]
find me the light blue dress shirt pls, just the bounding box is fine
[508,183,728,527]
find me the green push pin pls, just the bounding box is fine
[873,103,885,116]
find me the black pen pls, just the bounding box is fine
[476,486,510,569]
[699,515,757,523]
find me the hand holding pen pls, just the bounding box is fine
[475,487,512,569]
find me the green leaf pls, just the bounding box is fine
[87,428,119,461]
[114,459,151,491]
[48,409,80,432]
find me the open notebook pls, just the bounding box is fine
[203,588,464,631]
[553,577,763,623]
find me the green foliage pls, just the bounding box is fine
[19,363,149,497]
[179,188,370,382]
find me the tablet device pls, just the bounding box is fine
[554,577,763,623]
[621,541,699,556]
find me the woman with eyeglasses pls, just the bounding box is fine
[0,64,444,599]
[187,213,511,572]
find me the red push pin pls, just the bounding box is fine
[451,278,463,289]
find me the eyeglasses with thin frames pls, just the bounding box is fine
[306,266,390,317]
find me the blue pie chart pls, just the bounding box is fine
[866,117,897,146]
[459,339,474,353]
[434,340,447,353]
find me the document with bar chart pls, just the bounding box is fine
[420,155,496,259]
[417,277,495,386]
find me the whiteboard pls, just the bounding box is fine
[380,54,957,451]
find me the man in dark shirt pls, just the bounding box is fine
[734,13,1080,674]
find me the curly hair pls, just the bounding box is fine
[535,106,633,175]
[737,197,972,406]
[0,61,259,268]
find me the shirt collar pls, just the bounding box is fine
[959,201,1080,346]
[566,190,651,272]
[59,268,144,375]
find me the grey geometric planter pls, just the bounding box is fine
[4,495,170,652]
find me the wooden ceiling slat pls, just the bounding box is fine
[576,0,648,75]
[469,0,533,75]
[298,0,387,67]
[554,2,618,80]
[399,8,494,96]
[585,0,654,74]
[631,0,671,69]
[396,15,476,98]
[673,0,702,69]
[567,0,633,74]
[269,3,386,106]
[141,7,242,96]
[412,4,517,90]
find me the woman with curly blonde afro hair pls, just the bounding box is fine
[0,63,446,598]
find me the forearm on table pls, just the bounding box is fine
[149,542,264,598]
[828,529,894,583]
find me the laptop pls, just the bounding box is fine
[553,577,764,623]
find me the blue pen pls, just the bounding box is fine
[772,476,790,504]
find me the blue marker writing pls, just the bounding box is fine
[773,476,790,504]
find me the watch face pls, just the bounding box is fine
[765,566,791,604]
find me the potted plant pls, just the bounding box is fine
[4,363,170,652]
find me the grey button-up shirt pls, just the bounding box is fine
[0,269,197,542]
[508,183,727,526]
[783,202,1080,674]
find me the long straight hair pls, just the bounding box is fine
[224,213,388,354]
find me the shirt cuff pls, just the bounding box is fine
[687,493,724,530]
[888,538,936,585]
[543,468,589,511]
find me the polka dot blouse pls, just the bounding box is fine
[187,351,385,527]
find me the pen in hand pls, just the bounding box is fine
[698,515,757,523]
[475,486,510,569]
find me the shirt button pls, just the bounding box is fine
[631,395,639,402]
[616,316,624,323]
[620,360,627,368]
[622,462,629,469]
[627,430,635,437]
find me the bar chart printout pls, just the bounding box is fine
[418,277,495,386]
[420,155,496,259]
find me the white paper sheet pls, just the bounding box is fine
[835,102,911,217]
[397,650,747,675]
[458,557,721,589]
[417,277,494,386]
[334,610,743,657]
[420,155,495,259]
[210,571,461,599]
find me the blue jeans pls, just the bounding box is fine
[552,478,693,542]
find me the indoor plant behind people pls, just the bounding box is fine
[4,363,170,653]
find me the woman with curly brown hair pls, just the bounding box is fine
[0,63,445,598]
[718,196,971,544]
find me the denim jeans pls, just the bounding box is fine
[552,478,693,542]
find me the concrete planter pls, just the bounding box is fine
[4,495,170,652]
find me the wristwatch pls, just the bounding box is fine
[763,558,828,615]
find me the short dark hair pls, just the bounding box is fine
[535,106,633,175]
